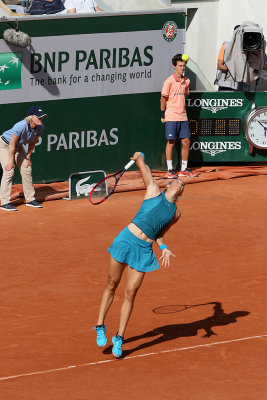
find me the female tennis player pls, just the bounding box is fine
[93,152,184,358]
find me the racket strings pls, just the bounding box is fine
[89,175,117,204]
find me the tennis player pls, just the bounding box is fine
[93,152,184,358]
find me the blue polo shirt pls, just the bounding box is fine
[2,120,44,145]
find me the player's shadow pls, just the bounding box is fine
[103,302,249,358]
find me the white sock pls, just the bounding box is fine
[167,160,173,171]
[181,160,188,171]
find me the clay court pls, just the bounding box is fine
[1,170,267,399]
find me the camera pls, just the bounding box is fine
[240,22,264,51]
[222,21,266,86]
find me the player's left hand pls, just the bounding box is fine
[131,152,144,161]
[25,159,32,168]
[159,248,176,268]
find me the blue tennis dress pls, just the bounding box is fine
[108,192,176,272]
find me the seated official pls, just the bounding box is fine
[64,0,103,13]
[29,0,65,15]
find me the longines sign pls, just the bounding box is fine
[187,98,244,113]
[190,141,242,156]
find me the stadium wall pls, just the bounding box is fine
[1,7,267,185]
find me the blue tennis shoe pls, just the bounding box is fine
[112,333,124,358]
[92,324,107,347]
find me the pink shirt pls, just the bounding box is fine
[161,74,190,121]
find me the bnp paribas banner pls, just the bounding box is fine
[0,11,188,183]
[0,11,186,104]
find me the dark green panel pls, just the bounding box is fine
[1,92,166,184]
[68,170,106,199]
[2,91,267,186]
[0,12,186,38]
[187,91,267,163]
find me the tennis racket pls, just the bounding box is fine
[88,159,135,205]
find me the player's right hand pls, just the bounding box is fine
[159,248,176,268]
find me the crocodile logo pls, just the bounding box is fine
[75,176,99,197]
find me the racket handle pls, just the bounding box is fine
[124,159,135,170]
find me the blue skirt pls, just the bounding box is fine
[108,226,159,272]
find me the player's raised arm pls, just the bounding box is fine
[131,152,160,198]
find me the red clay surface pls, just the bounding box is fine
[1,175,267,399]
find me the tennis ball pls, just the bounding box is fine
[182,53,189,62]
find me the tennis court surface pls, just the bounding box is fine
[1,174,267,399]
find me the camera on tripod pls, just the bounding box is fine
[222,21,266,86]
[241,23,264,52]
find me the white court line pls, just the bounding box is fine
[0,334,266,382]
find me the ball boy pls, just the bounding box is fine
[161,54,196,178]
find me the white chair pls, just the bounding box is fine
[6,4,26,13]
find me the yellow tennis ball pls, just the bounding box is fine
[182,53,189,62]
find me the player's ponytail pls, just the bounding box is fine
[25,116,33,124]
